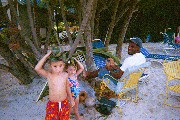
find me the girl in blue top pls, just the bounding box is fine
[66,58,84,120]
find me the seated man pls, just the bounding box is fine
[83,37,146,80]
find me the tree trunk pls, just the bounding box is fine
[33,0,41,43]
[46,3,61,47]
[115,0,129,24]
[77,0,83,26]
[116,0,139,59]
[0,42,33,84]
[43,4,54,54]
[104,0,120,49]
[94,3,107,38]
[68,0,94,58]
[9,0,17,26]
[18,36,38,66]
[13,50,37,75]
[59,0,73,46]
[0,0,39,85]
[90,0,98,39]
[8,0,41,60]
[5,0,37,65]
[0,1,9,23]
[26,0,39,48]
[43,1,56,54]
[84,21,96,71]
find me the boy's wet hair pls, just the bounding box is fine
[48,56,65,65]
[49,57,64,62]
[48,50,68,63]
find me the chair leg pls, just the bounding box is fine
[164,88,168,106]
[117,93,124,115]
[120,92,131,101]
[132,86,139,103]
[164,89,180,108]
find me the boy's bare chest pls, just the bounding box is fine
[48,76,66,87]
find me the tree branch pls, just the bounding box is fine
[0,64,11,72]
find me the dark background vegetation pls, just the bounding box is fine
[127,0,180,42]
[97,0,180,43]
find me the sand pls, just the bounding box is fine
[0,43,179,120]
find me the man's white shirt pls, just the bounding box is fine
[120,53,146,72]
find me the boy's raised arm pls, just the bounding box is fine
[35,51,52,77]
[74,58,84,76]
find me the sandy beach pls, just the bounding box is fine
[0,43,179,120]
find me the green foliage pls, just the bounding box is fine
[93,48,120,65]
[0,32,6,43]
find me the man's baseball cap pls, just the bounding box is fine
[129,37,142,48]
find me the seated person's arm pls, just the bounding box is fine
[107,65,124,79]
[83,69,100,79]
[105,58,124,79]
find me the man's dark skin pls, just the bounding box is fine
[83,41,141,79]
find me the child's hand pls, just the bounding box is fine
[44,50,52,58]
[47,50,52,55]
[45,50,52,56]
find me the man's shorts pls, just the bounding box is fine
[45,99,70,120]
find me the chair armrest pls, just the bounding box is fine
[103,74,124,83]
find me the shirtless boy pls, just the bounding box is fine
[35,51,75,120]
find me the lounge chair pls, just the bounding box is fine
[92,39,105,49]
[140,47,180,61]
[161,32,180,49]
[162,60,180,108]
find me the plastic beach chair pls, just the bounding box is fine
[99,62,151,113]
[162,60,180,108]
